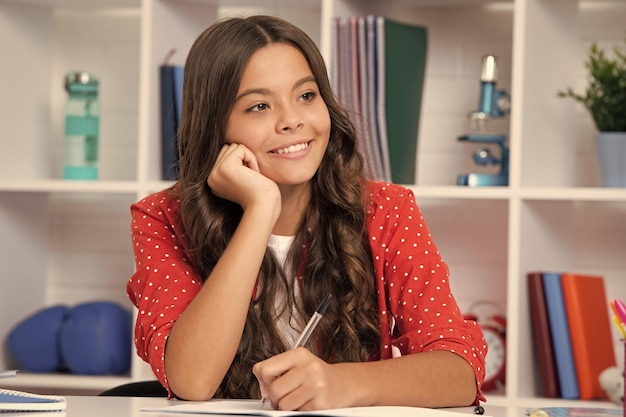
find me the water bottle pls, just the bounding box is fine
[63,71,99,180]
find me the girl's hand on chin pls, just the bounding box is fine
[208,143,280,211]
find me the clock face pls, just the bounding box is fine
[483,328,505,381]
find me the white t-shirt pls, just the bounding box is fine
[267,234,301,347]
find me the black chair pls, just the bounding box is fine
[99,380,168,397]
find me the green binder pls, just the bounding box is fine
[384,20,427,184]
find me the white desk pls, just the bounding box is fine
[1,396,513,417]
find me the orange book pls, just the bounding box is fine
[560,273,616,400]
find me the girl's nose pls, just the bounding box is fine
[277,105,303,132]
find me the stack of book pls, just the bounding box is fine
[527,272,616,400]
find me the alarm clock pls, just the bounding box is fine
[465,307,507,392]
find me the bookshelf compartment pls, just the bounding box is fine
[417,198,509,311]
[518,0,626,188]
[327,2,515,186]
[0,192,136,376]
[49,6,141,181]
[0,1,141,182]
[518,199,626,396]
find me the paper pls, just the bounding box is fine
[0,370,18,378]
[142,399,486,417]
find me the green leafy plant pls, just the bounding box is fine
[557,39,626,132]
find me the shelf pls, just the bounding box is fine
[182,0,321,6]
[408,185,511,199]
[520,187,626,202]
[2,182,623,202]
[503,396,620,410]
[407,185,626,202]
[337,0,514,8]
[8,0,140,8]
[0,372,132,393]
[0,180,140,194]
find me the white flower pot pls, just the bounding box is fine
[596,132,626,187]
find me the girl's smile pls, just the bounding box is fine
[270,140,311,156]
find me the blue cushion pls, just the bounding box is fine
[58,301,132,375]
[7,305,70,372]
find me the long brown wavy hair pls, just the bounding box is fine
[174,15,380,399]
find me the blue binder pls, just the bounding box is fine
[542,272,579,399]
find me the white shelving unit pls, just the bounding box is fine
[1,0,624,408]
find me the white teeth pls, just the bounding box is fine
[276,142,308,154]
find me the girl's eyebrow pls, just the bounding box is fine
[235,76,317,102]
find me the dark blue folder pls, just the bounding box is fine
[159,65,183,181]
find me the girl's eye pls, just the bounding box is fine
[300,91,317,102]
[248,103,269,112]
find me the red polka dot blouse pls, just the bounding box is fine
[126,180,487,402]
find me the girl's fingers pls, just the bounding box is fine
[253,349,323,410]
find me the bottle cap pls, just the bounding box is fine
[65,71,99,94]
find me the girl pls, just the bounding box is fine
[127,15,486,411]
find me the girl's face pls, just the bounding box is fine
[225,43,331,188]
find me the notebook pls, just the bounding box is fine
[0,388,67,412]
[541,272,579,399]
[560,273,615,399]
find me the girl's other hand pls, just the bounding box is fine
[253,348,352,411]
[208,143,280,213]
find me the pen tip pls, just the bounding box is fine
[317,294,332,314]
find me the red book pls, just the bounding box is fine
[561,273,616,400]
[527,272,560,398]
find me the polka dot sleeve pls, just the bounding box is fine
[365,181,487,403]
[126,190,202,395]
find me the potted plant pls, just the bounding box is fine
[558,38,626,187]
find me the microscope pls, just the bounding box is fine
[457,55,510,186]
